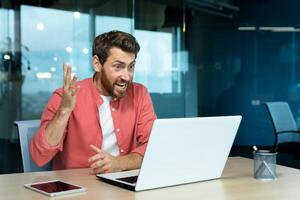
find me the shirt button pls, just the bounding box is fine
[116,128,120,132]
[111,108,115,111]
[113,98,117,101]
[120,149,124,153]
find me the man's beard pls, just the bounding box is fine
[100,69,131,99]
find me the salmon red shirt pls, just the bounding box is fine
[30,78,157,170]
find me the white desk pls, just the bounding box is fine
[1,157,300,200]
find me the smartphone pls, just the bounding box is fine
[24,180,86,197]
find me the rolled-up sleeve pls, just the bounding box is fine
[131,88,157,156]
[30,89,66,167]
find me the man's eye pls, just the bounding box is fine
[130,65,135,70]
[114,65,121,69]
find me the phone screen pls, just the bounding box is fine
[29,181,81,193]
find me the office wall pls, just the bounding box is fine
[189,0,300,145]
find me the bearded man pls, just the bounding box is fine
[30,30,157,174]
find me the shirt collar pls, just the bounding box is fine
[89,77,120,107]
[89,77,103,107]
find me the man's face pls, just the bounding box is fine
[99,47,135,98]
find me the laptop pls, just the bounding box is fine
[97,116,242,191]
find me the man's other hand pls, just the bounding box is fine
[88,144,122,174]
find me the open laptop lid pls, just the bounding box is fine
[98,116,242,191]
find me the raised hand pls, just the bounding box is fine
[59,64,80,113]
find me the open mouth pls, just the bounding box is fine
[115,82,127,90]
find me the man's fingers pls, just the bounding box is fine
[63,63,67,78]
[73,85,80,96]
[90,144,102,154]
[69,85,80,96]
[93,164,110,174]
[88,153,105,163]
[66,64,72,86]
[93,168,103,175]
[63,64,71,84]
[63,64,72,87]
[70,74,78,86]
[90,160,105,169]
[63,63,68,86]
[89,145,114,174]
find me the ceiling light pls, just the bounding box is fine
[82,48,89,54]
[36,23,44,31]
[4,54,10,60]
[238,27,256,31]
[73,12,81,19]
[259,26,295,31]
[50,67,56,72]
[272,27,295,32]
[36,72,51,79]
[66,46,72,53]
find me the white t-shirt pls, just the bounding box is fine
[98,95,120,156]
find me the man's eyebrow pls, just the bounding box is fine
[113,60,126,65]
[113,60,136,65]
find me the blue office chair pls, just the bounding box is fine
[264,102,300,157]
[14,120,52,172]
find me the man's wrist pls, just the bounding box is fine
[117,153,143,171]
[57,107,72,116]
[115,156,127,171]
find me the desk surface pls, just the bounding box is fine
[1,157,300,200]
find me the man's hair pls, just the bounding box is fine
[92,30,140,64]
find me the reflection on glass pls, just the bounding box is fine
[20,5,91,118]
[95,16,133,35]
[0,8,15,48]
[0,8,15,83]
[21,5,91,94]
[135,30,173,93]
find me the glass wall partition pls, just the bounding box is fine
[191,1,300,147]
[135,0,197,118]
[21,5,91,120]
[0,0,134,174]
[0,0,194,174]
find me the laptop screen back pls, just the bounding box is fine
[135,116,241,191]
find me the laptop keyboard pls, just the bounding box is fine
[117,176,138,184]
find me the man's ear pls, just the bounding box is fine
[92,55,102,72]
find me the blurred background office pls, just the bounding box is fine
[1,0,300,173]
